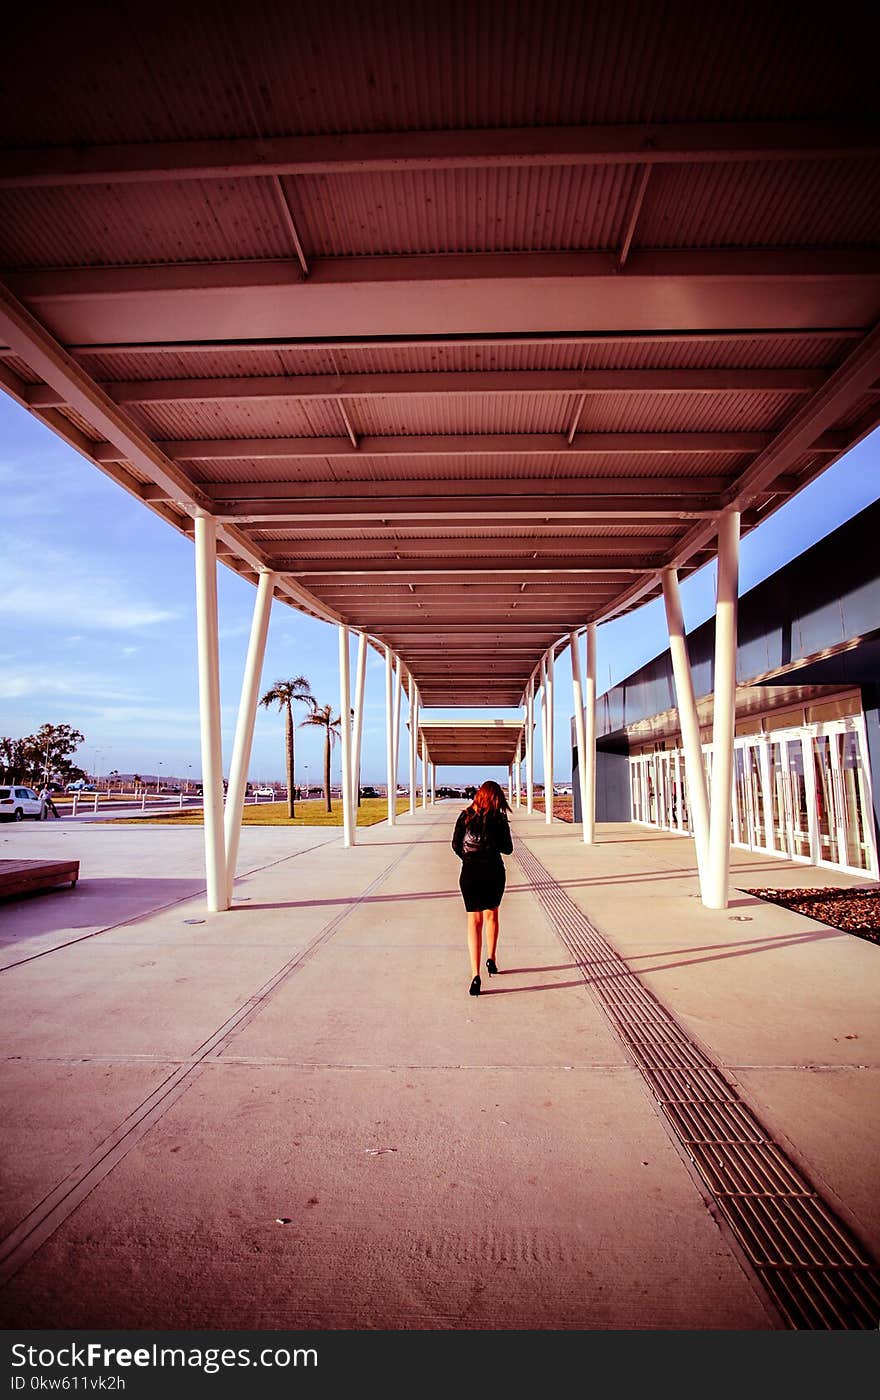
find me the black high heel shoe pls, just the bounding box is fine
[469,974,481,996]
[485,957,498,976]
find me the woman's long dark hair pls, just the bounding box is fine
[464,779,509,825]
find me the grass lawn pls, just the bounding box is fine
[106,797,411,827]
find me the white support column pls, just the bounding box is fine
[421,734,428,809]
[351,631,367,810]
[393,659,403,806]
[570,631,589,841]
[584,623,597,842]
[526,681,535,813]
[514,741,522,808]
[338,624,355,848]
[408,673,417,815]
[545,647,555,823]
[194,516,228,912]
[430,761,436,805]
[507,764,513,803]
[663,567,711,895]
[706,511,740,908]
[224,570,275,902]
[385,646,396,825]
[539,660,548,812]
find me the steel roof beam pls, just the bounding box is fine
[213,496,719,522]
[2,120,876,187]
[23,367,826,408]
[282,559,654,575]
[185,476,788,501]
[17,250,876,299]
[44,327,863,357]
[105,430,797,463]
[9,251,877,344]
[292,563,637,578]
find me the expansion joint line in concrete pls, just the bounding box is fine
[513,836,880,1330]
[0,831,421,1290]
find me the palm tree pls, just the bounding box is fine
[260,676,314,818]
[299,703,341,813]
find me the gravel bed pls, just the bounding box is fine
[745,886,880,945]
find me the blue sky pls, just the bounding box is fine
[1,391,877,787]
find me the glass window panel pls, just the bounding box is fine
[837,729,871,872]
[811,735,837,863]
[789,743,812,859]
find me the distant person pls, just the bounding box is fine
[39,785,60,819]
[451,780,513,997]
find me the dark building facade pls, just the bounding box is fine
[573,501,880,879]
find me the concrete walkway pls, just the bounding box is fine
[0,808,877,1329]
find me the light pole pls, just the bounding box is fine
[156,761,163,793]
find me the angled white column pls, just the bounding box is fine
[351,631,367,809]
[570,630,589,840]
[707,511,741,908]
[539,659,548,813]
[584,623,597,842]
[194,516,228,912]
[393,659,403,808]
[385,646,396,825]
[526,680,535,813]
[545,647,555,823]
[408,673,417,814]
[224,570,275,902]
[338,624,355,848]
[663,567,711,893]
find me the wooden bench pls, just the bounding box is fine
[0,859,80,899]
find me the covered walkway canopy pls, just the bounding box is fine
[417,720,526,771]
[1,3,879,907]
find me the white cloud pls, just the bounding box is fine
[0,541,180,632]
[0,668,142,702]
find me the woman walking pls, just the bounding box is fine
[451,780,513,997]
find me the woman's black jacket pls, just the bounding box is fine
[451,808,513,860]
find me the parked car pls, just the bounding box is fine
[359,786,379,799]
[0,786,43,821]
[66,780,86,792]
[254,788,275,797]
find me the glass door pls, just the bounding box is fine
[810,733,839,865]
[768,739,790,852]
[743,741,767,849]
[825,721,879,876]
[788,740,813,860]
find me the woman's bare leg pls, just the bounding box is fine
[485,907,500,962]
[467,911,483,977]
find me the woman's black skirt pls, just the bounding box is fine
[459,854,506,912]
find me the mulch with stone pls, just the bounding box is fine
[744,886,880,945]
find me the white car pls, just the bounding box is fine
[254,788,276,797]
[0,785,44,821]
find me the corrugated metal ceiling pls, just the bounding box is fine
[1,2,878,716]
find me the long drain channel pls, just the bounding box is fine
[515,838,880,1329]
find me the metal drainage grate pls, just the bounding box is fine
[515,838,880,1329]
